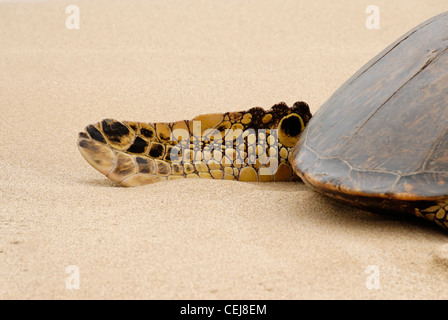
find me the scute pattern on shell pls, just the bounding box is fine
[292,11,448,231]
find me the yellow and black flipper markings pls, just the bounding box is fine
[78,101,312,186]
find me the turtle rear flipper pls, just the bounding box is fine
[77,101,312,186]
[78,119,173,186]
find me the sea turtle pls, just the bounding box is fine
[78,12,448,231]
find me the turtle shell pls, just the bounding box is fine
[292,12,448,229]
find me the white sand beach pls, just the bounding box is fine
[1,0,448,299]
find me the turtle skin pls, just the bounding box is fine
[78,102,312,187]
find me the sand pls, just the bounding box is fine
[1,0,448,300]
